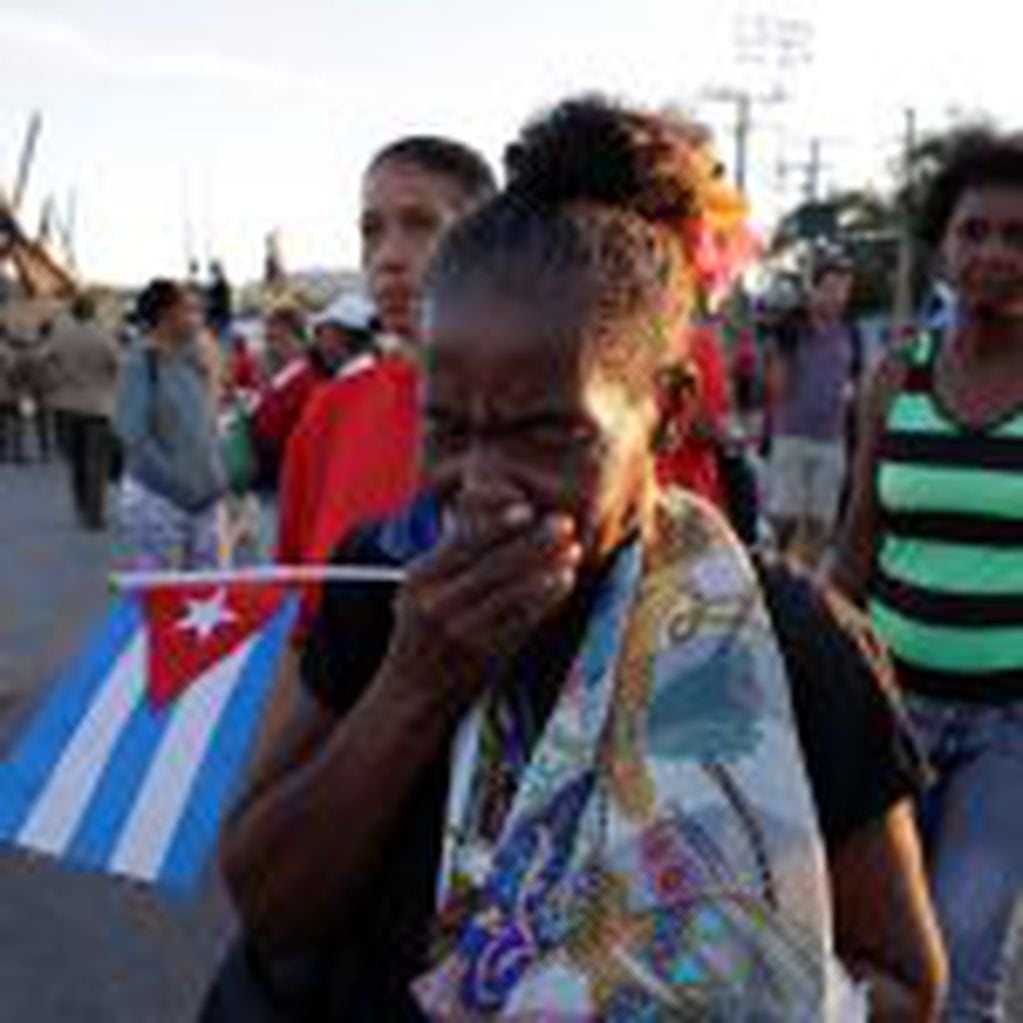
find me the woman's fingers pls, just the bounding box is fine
[453,566,578,656]
[426,517,579,621]
[385,509,581,705]
[411,502,537,583]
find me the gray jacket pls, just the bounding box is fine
[47,318,121,418]
[114,340,226,512]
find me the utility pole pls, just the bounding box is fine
[775,134,832,208]
[806,137,823,202]
[705,88,754,192]
[735,92,752,194]
[180,172,197,279]
[892,107,918,333]
[703,11,813,209]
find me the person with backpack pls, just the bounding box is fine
[113,279,227,569]
[765,255,863,565]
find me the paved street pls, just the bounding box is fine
[0,457,1019,1020]
[0,459,231,1023]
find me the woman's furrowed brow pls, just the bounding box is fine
[424,402,585,428]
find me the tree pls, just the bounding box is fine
[769,189,899,315]
[770,189,894,257]
[767,117,1000,317]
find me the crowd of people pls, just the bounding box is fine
[0,300,121,528]
[0,321,56,467]
[3,93,1021,1021]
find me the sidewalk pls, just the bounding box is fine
[0,460,231,1022]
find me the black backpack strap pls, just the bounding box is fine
[714,438,759,546]
[751,551,812,687]
[143,347,160,438]
[849,323,864,382]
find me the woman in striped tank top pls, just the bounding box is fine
[832,131,1023,1021]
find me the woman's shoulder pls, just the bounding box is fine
[848,336,922,444]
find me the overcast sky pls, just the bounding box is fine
[0,0,1017,285]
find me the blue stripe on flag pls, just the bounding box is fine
[0,764,17,830]
[65,693,174,871]
[0,598,141,840]
[157,596,297,890]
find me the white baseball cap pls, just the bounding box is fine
[311,291,376,332]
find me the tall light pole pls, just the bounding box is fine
[893,107,918,333]
[703,87,754,193]
[702,10,813,207]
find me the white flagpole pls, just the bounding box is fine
[111,564,406,592]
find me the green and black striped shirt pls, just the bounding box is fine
[870,332,1023,702]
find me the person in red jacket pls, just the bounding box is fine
[261,302,306,379]
[276,137,497,573]
[249,293,376,491]
[226,333,263,399]
[249,136,496,765]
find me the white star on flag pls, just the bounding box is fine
[176,588,238,643]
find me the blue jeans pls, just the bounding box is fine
[906,695,1023,1021]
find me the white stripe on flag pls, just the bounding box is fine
[18,632,147,854]
[109,636,254,881]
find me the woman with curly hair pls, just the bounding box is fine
[832,130,1023,1022]
[215,98,945,1021]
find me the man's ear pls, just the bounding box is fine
[653,360,702,453]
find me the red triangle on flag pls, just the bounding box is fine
[143,582,285,708]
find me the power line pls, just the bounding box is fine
[701,10,815,209]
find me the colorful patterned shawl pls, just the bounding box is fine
[415,492,867,1021]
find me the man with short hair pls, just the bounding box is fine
[47,294,121,529]
[766,257,860,564]
[275,136,497,572]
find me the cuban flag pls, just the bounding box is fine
[0,582,296,892]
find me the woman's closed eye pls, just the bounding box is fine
[514,417,598,452]
[425,411,597,456]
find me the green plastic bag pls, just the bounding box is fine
[222,406,257,495]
